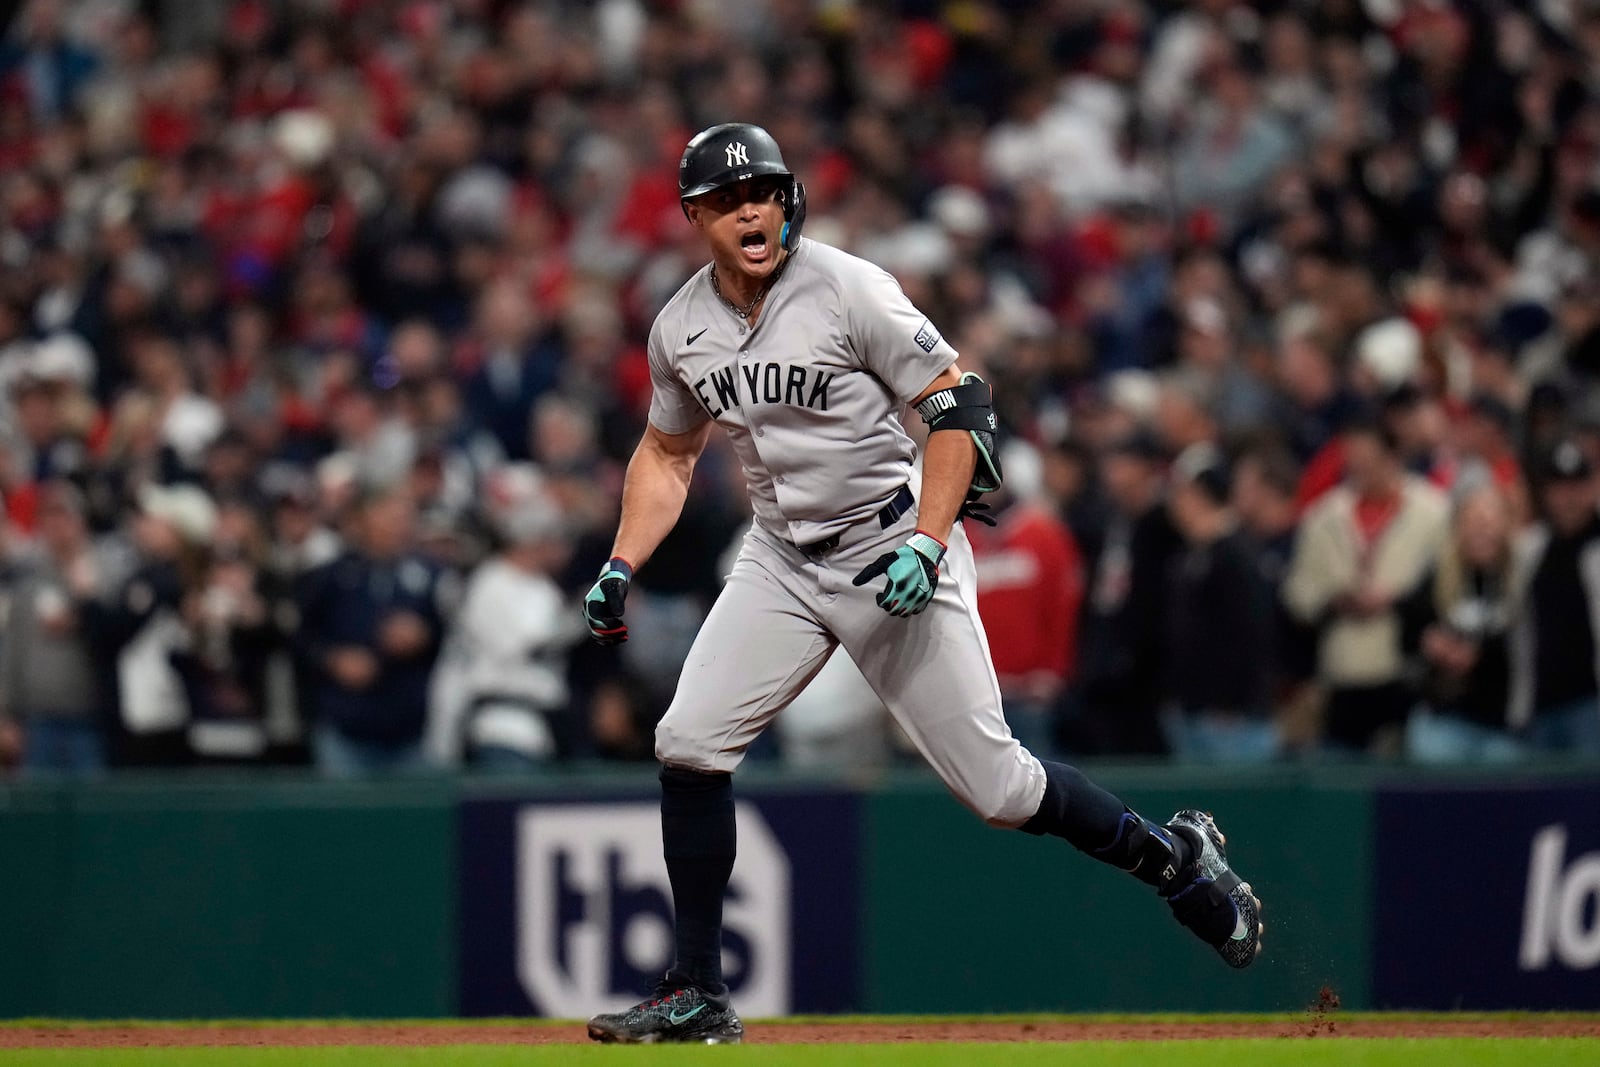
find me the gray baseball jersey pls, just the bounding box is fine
[648,239,959,546]
[647,238,1046,827]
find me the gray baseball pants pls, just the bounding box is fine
[655,497,1048,827]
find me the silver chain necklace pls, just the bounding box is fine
[711,255,788,321]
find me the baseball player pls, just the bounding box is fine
[583,124,1263,1045]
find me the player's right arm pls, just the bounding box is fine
[583,420,712,645]
[612,420,713,569]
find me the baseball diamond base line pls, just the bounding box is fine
[1,1014,1598,1050]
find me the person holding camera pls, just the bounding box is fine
[1399,483,1525,763]
[171,500,279,764]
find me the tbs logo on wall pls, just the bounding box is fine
[457,790,859,1018]
[515,803,791,1016]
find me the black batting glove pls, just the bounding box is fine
[583,557,633,644]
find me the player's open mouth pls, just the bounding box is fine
[739,231,770,263]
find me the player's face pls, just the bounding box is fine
[686,177,788,278]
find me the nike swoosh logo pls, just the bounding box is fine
[667,1003,706,1024]
[686,328,709,345]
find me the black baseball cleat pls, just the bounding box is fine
[1160,809,1264,969]
[586,980,744,1045]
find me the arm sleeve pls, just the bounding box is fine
[0,595,19,715]
[1282,511,1342,624]
[292,563,336,674]
[1055,526,1086,682]
[1228,549,1276,669]
[1127,516,1172,677]
[645,319,710,435]
[843,261,960,403]
[456,572,531,663]
[80,572,166,652]
[403,566,448,664]
[1396,567,1438,653]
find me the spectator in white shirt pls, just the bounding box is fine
[429,472,580,769]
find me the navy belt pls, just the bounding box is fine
[798,484,915,557]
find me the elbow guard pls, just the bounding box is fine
[915,371,1003,495]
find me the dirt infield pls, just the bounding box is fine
[3,1015,1599,1048]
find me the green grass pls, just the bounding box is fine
[1,1041,1598,1066]
[3,1016,1598,1066]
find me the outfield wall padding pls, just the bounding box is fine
[0,778,458,1018]
[1,765,1596,1017]
[862,772,1371,1013]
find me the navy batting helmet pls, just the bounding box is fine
[678,122,808,252]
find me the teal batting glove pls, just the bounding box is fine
[851,532,946,618]
[583,557,634,644]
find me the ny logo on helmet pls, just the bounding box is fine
[725,142,749,167]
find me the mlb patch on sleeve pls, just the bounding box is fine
[914,319,941,352]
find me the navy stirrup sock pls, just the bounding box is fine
[1019,760,1191,890]
[660,764,736,996]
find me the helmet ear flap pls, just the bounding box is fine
[780,179,807,252]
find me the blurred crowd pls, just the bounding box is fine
[5,0,1600,778]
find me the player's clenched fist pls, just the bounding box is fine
[583,558,634,644]
[851,532,946,617]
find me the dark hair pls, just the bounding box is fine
[1188,463,1232,507]
[1467,392,1515,434]
[1105,428,1168,463]
[1172,444,1232,507]
[1341,410,1401,454]
[1237,445,1300,499]
[1536,437,1594,483]
[1380,382,1424,413]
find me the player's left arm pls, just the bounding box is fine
[909,365,977,541]
[853,364,997,617]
